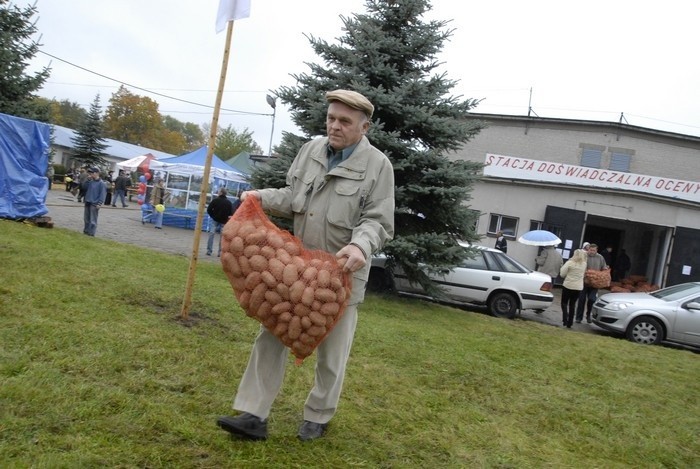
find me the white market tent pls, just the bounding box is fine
[116,153,157,172]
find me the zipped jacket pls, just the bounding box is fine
[259,136,395,304]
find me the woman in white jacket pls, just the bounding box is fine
[559,249,588,328]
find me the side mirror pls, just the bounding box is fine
[685,301,700,311]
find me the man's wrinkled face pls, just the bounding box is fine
[326,101,369,151]
[588,246,598,256]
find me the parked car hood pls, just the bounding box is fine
[599,292,657,302]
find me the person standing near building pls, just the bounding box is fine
[82,167,107,236]
[535,245,563,284]
[46,164,54,190]
[559,249,588,328]
[112,170,130,208]
[65,168,74,192]
[152,179,167,229]
[613,249,631,281]
[575,243,607,323]
[104,170,114,206]
[75,168,88,200]
[495,231,508,253]
[216,89,395,442]
[206,188,237,255]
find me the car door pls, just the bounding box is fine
[436,250,502,303]
[672,296,700,345]
[391,264,424,295]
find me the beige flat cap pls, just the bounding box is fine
[325,89,374,119]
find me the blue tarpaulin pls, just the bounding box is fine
[0,113,50,219]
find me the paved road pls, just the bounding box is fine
[45,187,220,263]
[43,187,600,334]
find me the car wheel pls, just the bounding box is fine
[367,267,395,293]
[488,292,518,319]
[626,316,663,345]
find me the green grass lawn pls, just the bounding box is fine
[1,220,699,468]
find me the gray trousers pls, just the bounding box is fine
[233,302,359,424]
[83,203,99,236]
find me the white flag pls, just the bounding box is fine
[216,0,251,33]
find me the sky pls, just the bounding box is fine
[20,0,700,156]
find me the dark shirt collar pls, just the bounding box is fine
[327,141,360,160]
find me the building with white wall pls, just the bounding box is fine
[452,114,700,287]
[51,124,175,173]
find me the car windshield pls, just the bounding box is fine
[650,283,700,301]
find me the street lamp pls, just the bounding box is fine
[266,94,277,156]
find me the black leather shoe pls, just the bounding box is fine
[297,420,328,441]
[217,413,267,441]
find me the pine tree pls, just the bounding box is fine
[70,95,109,168]
[0,1,51,120]
[253,0,486,290]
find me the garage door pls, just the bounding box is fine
[544,205,586,254]
[667,226,700,286]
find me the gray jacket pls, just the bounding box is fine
[535,246,563,278]
[259,136,395,305]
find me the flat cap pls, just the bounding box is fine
[87,166,100,173]
[325,89,374,119]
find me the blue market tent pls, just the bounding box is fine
[0,113,50,219]
[149,145,247,182]
[144,146,249,230]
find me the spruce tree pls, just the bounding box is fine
[253,0,486,291]
[0,1,51,120]
[70,95,109,168]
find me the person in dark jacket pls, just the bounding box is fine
[83,167,107,236]
[613,249,631,281]
[495,231,508,253]
[206,188,238,256]
[112,170,130,208]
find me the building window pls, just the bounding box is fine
[609,151,631,172]
[530,220,543,231]
[542,224,563,240]
[488,214,518,238]
[581,147,602,168]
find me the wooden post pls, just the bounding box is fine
[180,20,235,319]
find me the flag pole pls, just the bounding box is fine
[180,20,235,319]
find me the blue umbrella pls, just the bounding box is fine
[517,230,562,246]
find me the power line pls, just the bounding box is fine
[44,81,267,94]
[38,50,273,117]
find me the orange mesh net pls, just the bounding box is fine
[220,196,352,364]
[584,268,611,289]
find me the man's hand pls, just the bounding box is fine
[336,244,366,273]
[240,191,260,202]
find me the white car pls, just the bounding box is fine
[368,244,554,318]
[592,282,700,346]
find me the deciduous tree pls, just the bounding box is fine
[213,125,264,160]
[163,115,205,151]
[41,98,88,128]
[104,86,162,149]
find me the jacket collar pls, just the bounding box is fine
[312,137,371,178]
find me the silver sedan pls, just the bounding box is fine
[592,282,700,346]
